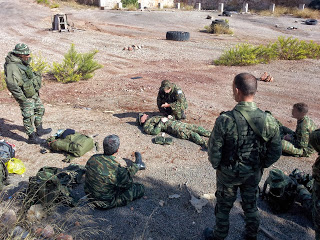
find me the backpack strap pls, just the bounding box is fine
[236,109,268,142]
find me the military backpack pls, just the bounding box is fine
[0,141,16,191]
[25,164,85,209]
[47,129,94,162]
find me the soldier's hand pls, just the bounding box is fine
[283,134,292,141]
[161,117,168,123]
[161,103,170,108]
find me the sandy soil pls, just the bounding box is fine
[0,0,320,239]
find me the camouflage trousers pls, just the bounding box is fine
[282,139,304,156]
[160,102,187,120]
[213,169,262,239]
[166,121,211,146]
[89,183,145,209]
[17,95,45,136]
[313,182,320,240]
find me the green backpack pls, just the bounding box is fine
[47,131,94,162]
[25,164,85,209]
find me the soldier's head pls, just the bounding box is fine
[137,113,149,125]
[12,43,31,62]
[310,129,320,153]
[292,102,308,120]
[233,73,257,102]
[103,135,120,155]
[161,80,172,93]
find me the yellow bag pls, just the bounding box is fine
[5,158,26,175]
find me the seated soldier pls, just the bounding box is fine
[84,134,145,209]
[281,102,317,157]
[157,80,188,120]
[138,113,210,148]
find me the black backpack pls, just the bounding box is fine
[0,141,15,191]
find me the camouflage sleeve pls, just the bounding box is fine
[5,65,26,101]
[262,114,282,168]
[157,90,163,111]
[170,88,187,112]
[297,118,314,149]
[143,117,164,135]
[208,115,229,169]
[115,164,138,188]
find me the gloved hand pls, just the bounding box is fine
[135,152,146,170]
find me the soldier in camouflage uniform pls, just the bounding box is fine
[4,43,51,144]
[204,73,282,240]
[310,129,320,240]
[138,113,210,148]
[281,102,317,157]
[157,80,188,120]
[84,135,145,209]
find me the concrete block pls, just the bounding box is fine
[299,4,305,10]
[218,3,224,13]
[269,3,275,13]
[242,2,248,13]
[195,3,201,10]
[158,2,163,9]
[176,2,180,9]
[117,2,122,9]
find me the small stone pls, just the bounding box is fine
[159,200,165,206]
[128,47,133,51]
[34,227,43,236]
[0,209,17,228]
[56,233,73,240]
[74,221,80,227]
[41,225,54,238]
[12,226,23,237]
[27,204,46,222]
[123,47,127,50]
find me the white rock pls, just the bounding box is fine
[27,204,46,222]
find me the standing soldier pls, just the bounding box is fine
[281,102,317,157]
[204,73,282,240]
[84,135,145,209]
[157,80,188,120]
[138,113,210,148]
[310,129,320,240]
[4,43,51,144]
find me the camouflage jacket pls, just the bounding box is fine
[294,116,317,156]
[313,155,320,185]
[84,154,139,201]
[208,102,281,174]
[157,83,188,114]
[4,52,41,101]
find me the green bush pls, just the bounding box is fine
[52,44,103,83]
[30,53,50,74]
[122,0,138,8]
[214,36,320,66]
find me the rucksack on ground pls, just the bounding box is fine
[261,169,297,213]
[25,164,85,209]
[47,129,94,162]
[0,141,16,191]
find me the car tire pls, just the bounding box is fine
[305,19,318,25]
[211,19,229,28]
[166,31,190,41]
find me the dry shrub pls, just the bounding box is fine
[126,3,137,11]
[257,6,320,18]
[292,8,320,19]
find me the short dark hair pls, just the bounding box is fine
[103,135,120,155]
[293,102,308,114]
[234,73,257,96]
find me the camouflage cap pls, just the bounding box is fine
[269,169,288,189]
[161,80,172,91]
[310,129,320,153]
[12,43,30,55]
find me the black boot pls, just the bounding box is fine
[203,228,216,240]
[28,132,45,145]
[135,152,146,170]
[36,124,52,136]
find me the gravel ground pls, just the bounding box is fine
[0,0,320,239]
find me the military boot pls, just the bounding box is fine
[203,228,221,240]
[36,124,52,136]
[135,152,146,170]
[28,132,45,145]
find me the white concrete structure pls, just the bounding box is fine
[117,2,122,8]
[158,2,163,9]
[242,2,248,13]
[269,3,275,13]
[299,4,305,10]
[176,2,180,9]
[195,2,201,10]
[218,3,224,12]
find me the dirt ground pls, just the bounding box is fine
[0,0,320,239]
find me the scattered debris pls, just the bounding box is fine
[287,26,298,30]
[168,194,181,199]
[206,15,212,19]
[202,193,215,200]
[123,45,144,51]
[130,76,143,79]
[185,182,209,213]
[159,200,165,206]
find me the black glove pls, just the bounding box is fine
[135,152,146,170]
